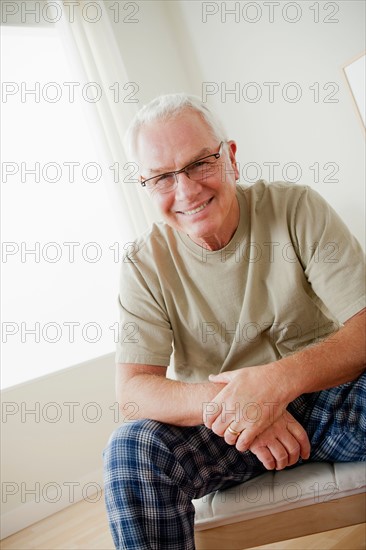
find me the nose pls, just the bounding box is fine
[174,171,202,201]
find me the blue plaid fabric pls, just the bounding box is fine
[103,373,366,549]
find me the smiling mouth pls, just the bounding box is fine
[178,197,213,216]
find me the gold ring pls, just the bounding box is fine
[227,424,242,437]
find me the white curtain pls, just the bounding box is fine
[54,0,159,237]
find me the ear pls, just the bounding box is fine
[227,140,240,181]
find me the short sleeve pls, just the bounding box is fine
[115,252,173,366]
[293,187,365,323]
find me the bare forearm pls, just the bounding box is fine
[118,374,224,426]
[272,309,365,403]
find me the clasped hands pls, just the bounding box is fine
[203,367,311,471]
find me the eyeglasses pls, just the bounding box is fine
[140,141,224,194]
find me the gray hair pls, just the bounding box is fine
[124,93,228,162]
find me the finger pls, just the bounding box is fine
[266,440,290,470]
[211,414,239,437]
[286,419,311,460]
[235,425,261,451]
[248,425,301,467]
[274,434,301,467]
[202,401,220,429]
[202,384,234,429]
[263,426,301,467]
[249,445,276,470]
[210,399,243,436]
[224,425,242,445]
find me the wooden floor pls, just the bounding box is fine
[1,496,365,550]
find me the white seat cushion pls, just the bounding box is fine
[194,462,366,531]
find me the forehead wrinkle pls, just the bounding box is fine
[146,146,213,176]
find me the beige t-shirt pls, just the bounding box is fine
[116,180,365,382]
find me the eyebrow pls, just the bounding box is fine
[147,147,213,176]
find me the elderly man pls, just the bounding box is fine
[103,93,365,550]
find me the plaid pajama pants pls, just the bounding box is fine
[103,373,366,550]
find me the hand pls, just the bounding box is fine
[248,410,310,470]
[203,366,294,450]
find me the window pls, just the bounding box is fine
[1,25,129,388]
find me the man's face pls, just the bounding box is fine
[135,110,240,249]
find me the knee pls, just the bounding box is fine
[103,419,167,471]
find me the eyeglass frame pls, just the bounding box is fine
[139,141,225,191]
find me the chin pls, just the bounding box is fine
[184,218,215,233]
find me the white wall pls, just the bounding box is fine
[176,0,365,247]
[2,0,365,538]
[113,0,365,247]
[1,355,116,538]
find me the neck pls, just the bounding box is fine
[188,197,240,251]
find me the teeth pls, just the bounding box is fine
[182,199,211,216]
